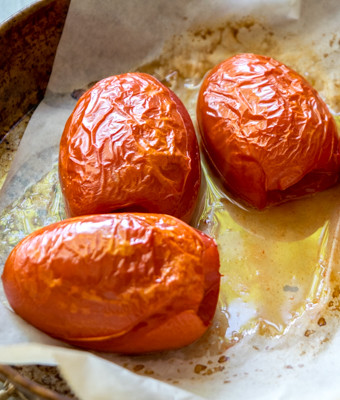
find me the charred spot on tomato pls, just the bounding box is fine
[197,53,340,209]
[59,73,201,222]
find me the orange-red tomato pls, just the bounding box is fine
[197,53,340,209]
[59,73,200,222]
[2,213,220,354]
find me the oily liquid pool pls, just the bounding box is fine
[194,159,339,341]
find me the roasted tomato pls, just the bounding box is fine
[59,73,200,222]
[197,53,340,209]
[2,213,220,354]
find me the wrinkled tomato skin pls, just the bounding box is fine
[197,53,340,209]
[2,213,220,354]
[59,73,200,223]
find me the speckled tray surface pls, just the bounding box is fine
[0,364,75,399]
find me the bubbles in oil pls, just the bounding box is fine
[0,164,66,266]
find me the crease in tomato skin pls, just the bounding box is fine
[66,309,208,354]
[197,53,340,209]
[2,213,220,353]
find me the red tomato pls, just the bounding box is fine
[2,213,220,354]
[197,53,340,209]
[59,73,200,222]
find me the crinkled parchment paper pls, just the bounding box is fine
[1,0,340,399]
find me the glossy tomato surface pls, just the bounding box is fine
[2,213,220,354]
[59,73,200,222]
[197,53,340,209]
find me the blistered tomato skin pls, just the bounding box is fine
[197,53,340,209]
[59,73,200,222]
[2,214,220,354]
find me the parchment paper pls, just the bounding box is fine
[1,0,340,399]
